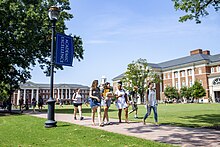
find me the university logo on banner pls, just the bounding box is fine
[55,33,74,66]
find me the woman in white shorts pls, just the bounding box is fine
[115,81,129,123]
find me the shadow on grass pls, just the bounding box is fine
[52,107,118,114]
[0,110,22,117]
[161,114,220,130]
[56,124,71,127]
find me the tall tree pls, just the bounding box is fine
[122,58,160,103]
[172,0,220,23]
[191,81,206,102]
[180,86,192,102]
[0,0,84,102]
[164,86,179,101]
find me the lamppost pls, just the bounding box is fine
[45,6,60,128]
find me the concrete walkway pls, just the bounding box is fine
[28,112,220,147]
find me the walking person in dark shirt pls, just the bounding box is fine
[128,86,139,119]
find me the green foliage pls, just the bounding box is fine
[0,0,84,97]
[164,86,179,100]
[180,86,192,99]
[0,82,9,101]
[191,80,206,100]
[122,58,160,101]
[0,115,170,147]
[172,0,220,23]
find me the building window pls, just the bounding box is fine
[217,66,220,72]
[213,78,220,85]
[198,68,202,74]
[188,69,192,76]
[211,67,215,73]
[199,80,203,86]
[174,72,178,78]
[164,84,166,90]
[175,81,178,89]
[182,81,186,87]
[163,73,166,80]
[189,80,193,87]
[168,73,170,79]
[181,71,185,77]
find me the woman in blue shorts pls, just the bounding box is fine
[89,80,104,127]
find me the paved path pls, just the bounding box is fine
[29,112,220,147]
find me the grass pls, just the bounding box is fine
[48,103,220,129]
[0,114,172,147]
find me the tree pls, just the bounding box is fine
[122,58,160,103]
[191,81,206,103]
[172,0,220,23]
[180,86,192,102]
[0,1,84,102]
[164,86,179,101]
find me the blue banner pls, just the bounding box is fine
[55,33,74,66]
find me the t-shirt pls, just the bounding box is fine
[147,89,157,106]
[73,92,82,103]
[102,88,111,98]
[90,87,101,101]
[130,91,138,103]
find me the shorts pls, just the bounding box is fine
[103,99,111,108]
[115,101,128,109]
[73,103,82,107]
[90,99,101,108]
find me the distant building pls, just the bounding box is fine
[112,49,220,103]
[12,81,90,105]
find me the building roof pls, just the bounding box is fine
[20,81,90,89]
[112,73,124,81]
[112,50,220,81]
[155,53,212,69]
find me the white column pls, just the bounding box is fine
[17,90,20,105]
[36,89,39,102]
[192,68,195,84]
[69,89,71,99]
[24,89,26,101]
[172,71,175,87]
[185,69,189,87]
[178,71,181,90]
[61,89,63,99]
[65,89,67,99]
[160,75,163,101]
[57,89,59,99]
[31,89,34,100]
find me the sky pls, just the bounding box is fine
[30,0,220,86]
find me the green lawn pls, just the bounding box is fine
[0,114,172,147]
[51,103,220,129]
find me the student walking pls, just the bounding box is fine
[89,80,104,127]
[115,81,129,123]
[32,98,37,113]
[143,82,158,125]
[102,82,113,125]
[19,97,24,113]
[72,88,84,120]
[38,96,44,111]
[128,86,139,118]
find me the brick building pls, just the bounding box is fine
[12,81,90,106]
[112,49,220,103]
